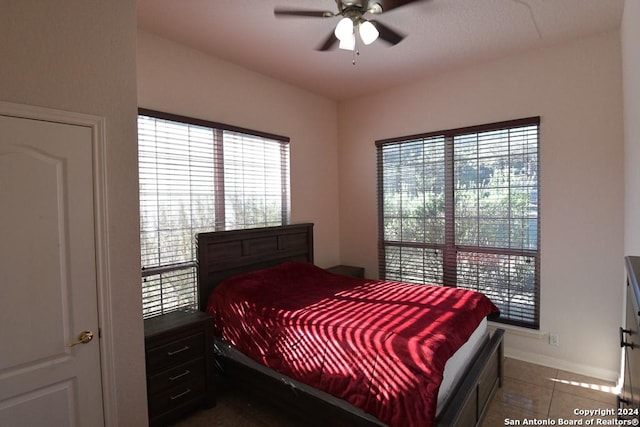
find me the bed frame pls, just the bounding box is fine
[196,223,505,427]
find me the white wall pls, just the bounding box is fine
[0,1,146,425]
[137,31,341,267]
[623,1,640,255]
[338,31,625,379]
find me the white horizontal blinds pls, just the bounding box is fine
[378,136,446,285]
[222,130,290,230]
[138,115,217,318]
[377,117,540,329]
[453,123,539,327]
[138,111,290,318]
[453,126,538,249]
[141,269,198,319]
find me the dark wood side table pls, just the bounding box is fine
[144,309,215,426]
[326,264,365,278]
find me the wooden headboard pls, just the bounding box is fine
[196,223,314,311]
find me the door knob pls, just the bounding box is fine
[67,330,94,347]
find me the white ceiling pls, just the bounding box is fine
[137,0,625,101]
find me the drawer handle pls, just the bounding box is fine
[618,394,631,408]
[620,327,635,349]
[167,345,190,356]
[170,389,191,400]
[169,369,191,381]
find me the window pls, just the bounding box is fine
[377,117,540,328]
[138,109,290,318]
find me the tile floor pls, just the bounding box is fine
[173,358,619,427]
[481,358,618,426]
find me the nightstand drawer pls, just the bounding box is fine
[147,332,204,372]
[147,375,206,415]
[148,358,205,395]
[144,310,215,425]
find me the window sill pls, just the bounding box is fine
[488,321,546,340]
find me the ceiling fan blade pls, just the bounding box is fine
[316,32,339,51]
[374,0,427,13]
[274,7,335,18]
[370,20,406,45]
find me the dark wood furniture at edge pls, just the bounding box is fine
[620,256,640,419]
[326,264,365,278]
[196,223,505,427]
[144,309,216,426]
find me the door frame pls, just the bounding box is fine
[0,101,116,426]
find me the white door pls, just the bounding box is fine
[0,114,105,426]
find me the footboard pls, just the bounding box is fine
[215,328,505,427]
[436,328,505,427]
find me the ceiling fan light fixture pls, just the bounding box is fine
[334,17,354,41]
[338,33,356,50]
[359,20,379,45]
[274,0,414,54]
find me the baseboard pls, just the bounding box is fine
[505,347,620,384]
[488,321,621,383]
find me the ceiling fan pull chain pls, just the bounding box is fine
[352,39,360,65]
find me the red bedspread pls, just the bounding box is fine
[207,262,498,427]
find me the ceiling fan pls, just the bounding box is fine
[274,0,427,52]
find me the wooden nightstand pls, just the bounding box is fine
[326,264,365,278]
[144,309,215,426]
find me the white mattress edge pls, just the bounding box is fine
[436,317,488,415]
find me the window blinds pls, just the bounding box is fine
[138,110,290,318]
[377,117,540,328]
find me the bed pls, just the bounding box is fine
[197,223,505,427]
